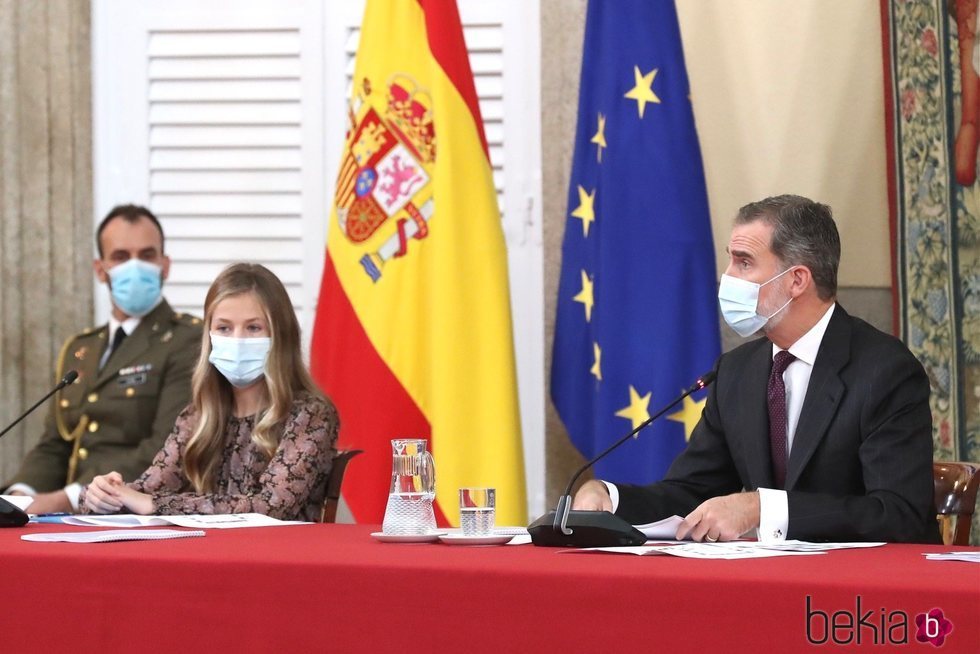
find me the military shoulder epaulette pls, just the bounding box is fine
[172,311,203,327]
[76,325,106,339]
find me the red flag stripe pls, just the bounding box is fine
[417,0,490,159]
[310,255,448,526]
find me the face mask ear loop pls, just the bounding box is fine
[761,266,796,320]
[759,265,794,289]
[765,296,794,320]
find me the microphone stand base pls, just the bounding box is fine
[527,510,646,547]
[0,497,29,527]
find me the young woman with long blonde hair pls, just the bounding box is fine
[83,263,339,521]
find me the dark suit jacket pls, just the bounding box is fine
[616,305,940,543]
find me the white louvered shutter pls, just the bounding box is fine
[93,0,326,337]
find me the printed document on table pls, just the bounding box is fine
[22,529,206,543]
[924,551,980,563]
[571,540,886,559]
[752,540,885,552]
[573,544,823,559]
[60,513,309,529]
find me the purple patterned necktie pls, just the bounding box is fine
[768,350,796,489]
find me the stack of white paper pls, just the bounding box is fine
[56,513,309,529]
[22,529,205,543]
[924,551,980,563]
[573,540,887,559]
[634,515,686,539]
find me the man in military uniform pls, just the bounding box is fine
[3,204,202,513]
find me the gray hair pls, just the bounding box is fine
[735,195,840,301]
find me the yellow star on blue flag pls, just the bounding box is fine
[667,395,707,442]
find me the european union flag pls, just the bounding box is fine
[551,0,721,485]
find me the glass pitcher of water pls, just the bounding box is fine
[382,438,436,535]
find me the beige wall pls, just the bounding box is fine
[0,0,93,482]
[541,0,895,504]
[678,0,892,288]
[542,0,590,506]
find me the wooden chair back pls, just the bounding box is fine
[933,461,980,546]
[320,449,364,523]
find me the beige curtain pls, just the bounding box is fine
[0,0,92,482]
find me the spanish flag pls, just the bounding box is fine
[310,0,526,527]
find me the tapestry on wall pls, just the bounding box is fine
[884,0,979,475]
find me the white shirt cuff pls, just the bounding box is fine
[599,481,620,513]
[758,487,788,542]
[4,483,36,496]
[64,483,82,511]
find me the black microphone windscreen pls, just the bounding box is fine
[687,370,716,394]
[61,370,79,386]
[699,370,717,387]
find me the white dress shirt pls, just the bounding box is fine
[757,303,835,541]
[98,314,143,368]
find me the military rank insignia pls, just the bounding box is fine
[117,363,152,388]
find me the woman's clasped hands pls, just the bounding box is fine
[85,471,154,515]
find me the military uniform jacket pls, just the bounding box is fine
[5,300,202,491]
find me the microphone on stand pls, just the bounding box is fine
[528,370,716,547]
[0,370,79,527]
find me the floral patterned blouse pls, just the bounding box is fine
[81,392,339,522]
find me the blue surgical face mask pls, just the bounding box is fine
[718,268,794,338]
[107,259,163,317]
[208,334,272,388]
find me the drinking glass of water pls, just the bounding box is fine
[459,488,495,536]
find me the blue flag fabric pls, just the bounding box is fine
[551,0,721,484]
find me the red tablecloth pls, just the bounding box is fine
[1,523,977,653]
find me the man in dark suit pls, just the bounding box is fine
[573,195,939,543]
[4,205,201,513]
